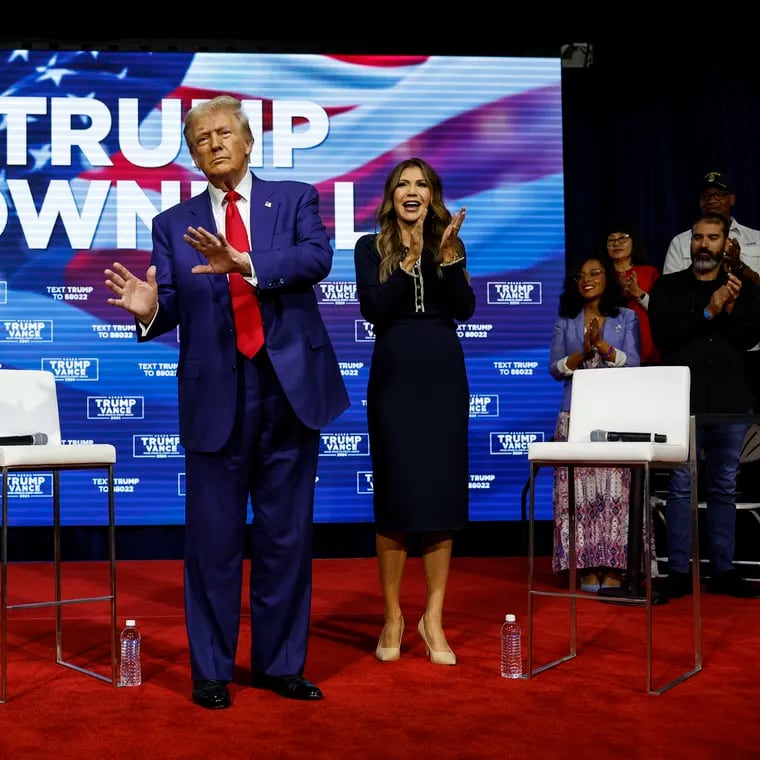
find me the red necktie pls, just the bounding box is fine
[224,190,264,357]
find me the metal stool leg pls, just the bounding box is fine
[1,464,118,703]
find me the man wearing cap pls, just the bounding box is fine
[663,171,760,404]
[663,171,760,281]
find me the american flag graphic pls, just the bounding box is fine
[0,50,565,525]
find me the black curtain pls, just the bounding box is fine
[562,52,760,270]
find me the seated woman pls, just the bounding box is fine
[548,253,642,592]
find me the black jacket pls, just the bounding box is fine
[649,267,760,413]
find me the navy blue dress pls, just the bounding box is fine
[354,233,476,533]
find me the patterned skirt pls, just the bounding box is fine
[551,410,658,576]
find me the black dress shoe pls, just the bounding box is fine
[251,673,323,700]
[666,571,694,599]
[707,569,760,598]
[192,679,231,709]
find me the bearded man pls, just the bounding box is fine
[649,212,760,599]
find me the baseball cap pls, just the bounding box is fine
[701,171,733,193]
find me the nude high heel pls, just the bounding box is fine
[417,616,456,666]
[375,617,404,662]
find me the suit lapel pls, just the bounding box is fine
[249,175,275,250]
[184,189,216,236]
[184,189,228,299]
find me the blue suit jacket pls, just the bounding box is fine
[141,172,350,452]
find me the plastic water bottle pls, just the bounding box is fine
[119,619,142,687]
[500,613,522,678]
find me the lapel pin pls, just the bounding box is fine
[265,201,272,208]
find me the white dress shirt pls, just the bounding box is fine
[663,217,760,274]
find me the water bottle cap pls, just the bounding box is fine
[505,613,516,622]
[126,619,136,626]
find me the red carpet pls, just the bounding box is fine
[1,557,759,759]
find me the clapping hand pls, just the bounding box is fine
[619,269,641,300]
[710,271,742,315]
[441,206,466,263]
[405,212,425,266]
[722,238,744,275]
[583,316,602,357]
[587,316,602,347]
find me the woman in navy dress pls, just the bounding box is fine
[354,158,475,666]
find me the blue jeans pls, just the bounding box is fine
[667,421,747,574]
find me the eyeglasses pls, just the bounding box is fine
[572,268,605,283]
[606,234,631,245]
[700,191,731,202]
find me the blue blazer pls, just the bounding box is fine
[549,307,641,412]
[141,172,350,451]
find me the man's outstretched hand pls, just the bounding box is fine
[104,262,158,324]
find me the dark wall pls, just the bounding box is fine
[562,45,760,269]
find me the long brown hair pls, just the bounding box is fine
[374,157,465,282]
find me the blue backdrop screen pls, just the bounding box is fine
[0,50,564,526]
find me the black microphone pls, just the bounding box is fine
[0,432,49,446]
[590,430,667,443]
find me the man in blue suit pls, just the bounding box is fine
[105,95,350,709]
